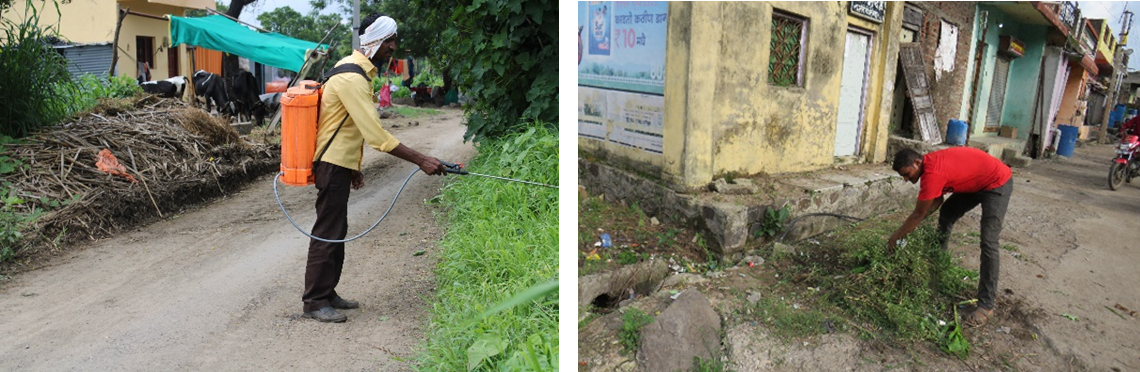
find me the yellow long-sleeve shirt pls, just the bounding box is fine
[313,50,401,171]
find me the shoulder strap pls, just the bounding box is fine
[315,63,372,164]
[321,63,369,84]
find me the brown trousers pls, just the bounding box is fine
[303,161,351,312]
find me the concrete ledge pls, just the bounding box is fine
[579,159,916,260]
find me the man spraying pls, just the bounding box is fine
[303,14,447,323]
[887,147,1013,327]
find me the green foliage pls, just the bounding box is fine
[757,205,790,238]
[256,6,349,61]
[71,74,143,108]
[414,0,557,142]
[387,106,441,119]
[620,308,654,354]
[692,356,734,372]
[0,0,78,138]
[748,295,832,340]
[782,218,978,355]
[372,76,412,99]
[416,123,557,371]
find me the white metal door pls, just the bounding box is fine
[986,57,1011,131]
[835,30,871,156]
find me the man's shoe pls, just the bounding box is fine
[330,296,360,309]
[303,306,347,323]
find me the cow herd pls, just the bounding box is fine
[138,70,270,126]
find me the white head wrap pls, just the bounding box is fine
[360,16,398,59]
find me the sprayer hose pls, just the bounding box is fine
[273,169,420,243]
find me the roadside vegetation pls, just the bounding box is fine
[416,124,557,371]
[746,216,979,357]
[1,0,143,266]
[580,191,982,362]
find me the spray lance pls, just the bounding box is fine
[274,161,556,243]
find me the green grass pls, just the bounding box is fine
[414,124,557,371]
[692,356,734,372]
[388,106,443,118]
[765,216,978,355]
[620,308,655,354]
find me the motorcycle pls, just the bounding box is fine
[1108,132,1140,190]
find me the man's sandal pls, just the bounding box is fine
[962,306,993,328]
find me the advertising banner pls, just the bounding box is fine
[578,1,667,155]
[578,1,668,95]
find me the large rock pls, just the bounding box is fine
[637,290,722,371]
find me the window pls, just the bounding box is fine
[769,11,808,87]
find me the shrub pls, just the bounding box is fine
[0,0,79,138]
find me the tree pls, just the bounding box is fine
[257,6,349,62]
[413,0,557,141]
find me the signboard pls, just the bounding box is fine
[579,87,665,154]
[577,1,668,95]
[850,1,885,24]
[578,2,668,155]
[998,35,1025,59]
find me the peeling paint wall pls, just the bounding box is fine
[658,2,904,190]
[708,2,845,178]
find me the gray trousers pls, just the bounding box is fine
[938,179,1013,310]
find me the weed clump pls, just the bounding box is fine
[619,308,655,354]
[781,218,978,351]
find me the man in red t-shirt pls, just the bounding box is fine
[887,147,1013,328]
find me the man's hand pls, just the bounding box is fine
[389,144,447,176]
[351,170,365,190]
[418,156,446,175]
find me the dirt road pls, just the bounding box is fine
[975,141,1140,371]
[0,109,474,371]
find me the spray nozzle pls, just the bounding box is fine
[440,161,468,175]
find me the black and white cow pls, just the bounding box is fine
[228,70,263,123]
[192,70,229,115]
[139,76,187,99]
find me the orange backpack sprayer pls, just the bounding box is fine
[272,64,558,243]
[278,80,321,186]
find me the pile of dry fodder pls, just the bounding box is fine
[2,95,279,249]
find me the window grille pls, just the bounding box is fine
[769,11,807,87]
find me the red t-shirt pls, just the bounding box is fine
[918,147,1012,201]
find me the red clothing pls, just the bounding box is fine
[918,147,1012,201]
[1123,115,1140,135]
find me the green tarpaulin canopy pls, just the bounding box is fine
[169,15,327,72]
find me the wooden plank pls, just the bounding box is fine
[898,43,943,144]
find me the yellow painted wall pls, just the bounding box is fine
[662,2,903,189]
[1092,19,1115,63]
[2,0,116,43]
[3,0,211,80]
[116,0,207,80]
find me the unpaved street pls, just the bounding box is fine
[0,109,473,371]
[973,141,1140,371]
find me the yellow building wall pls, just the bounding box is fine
[3,0,211,80]
[662,2,902,189]
[116,0,205,80]
[2,0,116,43]
[1094,20,1115,63]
